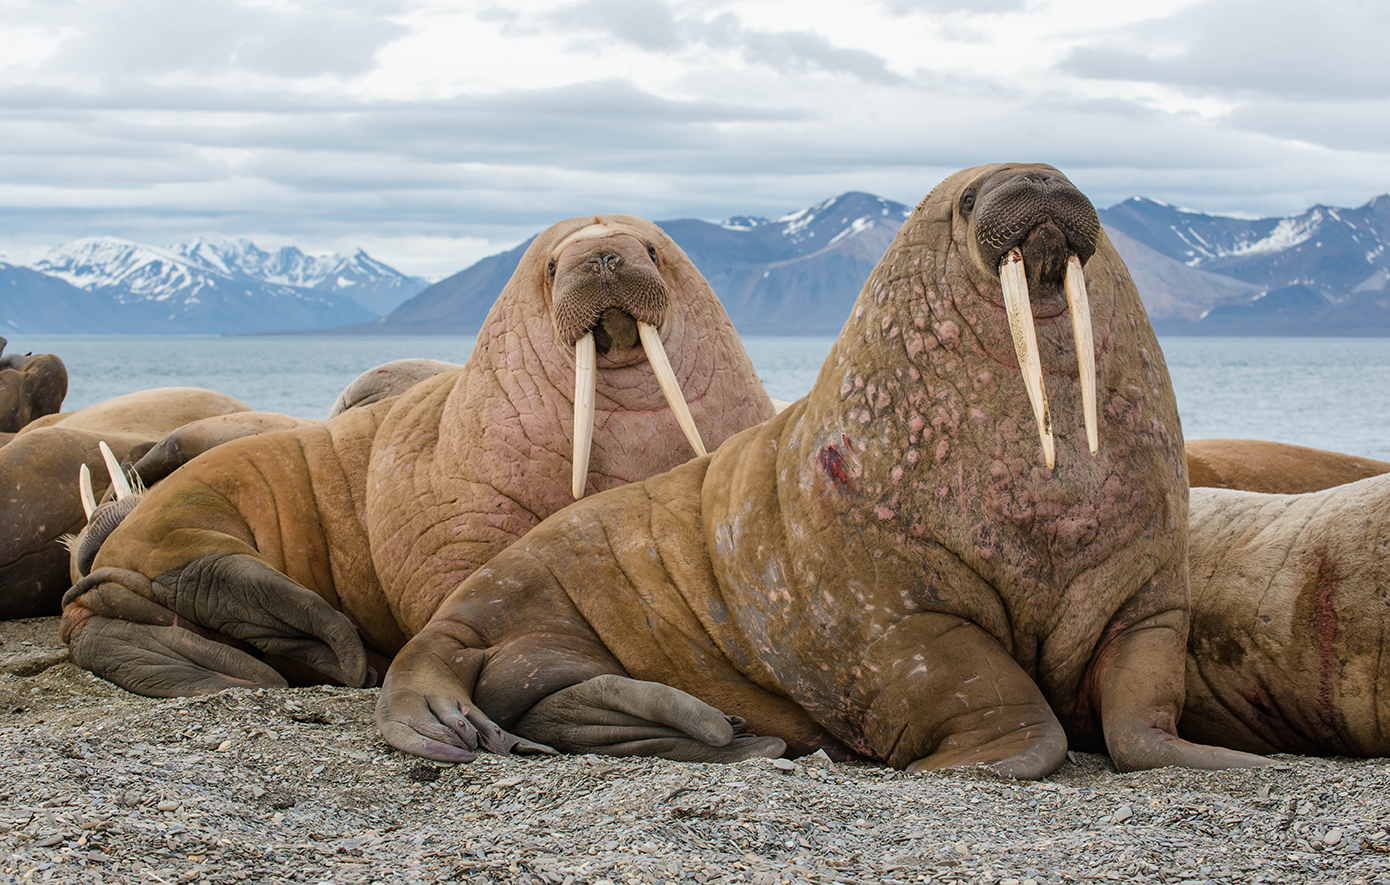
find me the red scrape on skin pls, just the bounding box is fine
[1312,552,1341,728]
[817,434,859,492]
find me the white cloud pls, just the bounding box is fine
[0,0,1384,279]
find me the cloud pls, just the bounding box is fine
[1060,0,1390,101]
[880,0,1026,13]
[546,1,910,85]
[32,0,408,79]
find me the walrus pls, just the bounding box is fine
[373,164,1267,775]
[60,215,776,697]
[1182,473,1390,755]
[0,388,254,619]
[1187,438,1390,494]
[0,338,67,435]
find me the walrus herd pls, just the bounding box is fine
[3,166,1389,778]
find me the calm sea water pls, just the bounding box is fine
[8,334,1390,461]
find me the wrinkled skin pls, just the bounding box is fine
[0,388,253,619]
[61,215,775,704]
[378,164,1268,776]
[0,338,67,435]
[1183,473,1390,755]
[1187,438,1390,494]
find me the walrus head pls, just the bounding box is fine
[545,219,706,499]
[0,338,68,434]
[62,441,144,582]
[958,165,1102,468]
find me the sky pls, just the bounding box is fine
[1,0,1387,279]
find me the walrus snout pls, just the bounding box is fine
[973,169,1100,272]
[972,166,1100,469]
[553,228,705,500]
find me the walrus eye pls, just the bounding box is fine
[960,191,976,215]
[646,242,658,265]
[547,258,557,280]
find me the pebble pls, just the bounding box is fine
[156,799,181,812]
[1113,804,1133,823]
[769,758,796,772]
[1323,828,1344,846]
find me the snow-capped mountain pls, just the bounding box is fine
[1100,195,1390,304]
[170,236,427,315]
[387,192,915,335]
[14,236,425,334]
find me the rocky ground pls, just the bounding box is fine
[4,617,1390,885]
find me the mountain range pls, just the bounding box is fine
[5,191,1389,336]
[3,236,426,335]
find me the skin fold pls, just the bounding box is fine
[1187,439,1390,494]
[1183,473,1390,755]
[377,164,1268,776]
[60,215,775,699]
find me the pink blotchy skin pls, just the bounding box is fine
[61,215,774,697]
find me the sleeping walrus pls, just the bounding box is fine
[375,164,1266,776]
[1182,473,1390,756]
[0,338,67,439]
[60,215,775,696]
[1187,438,1390,494]
[0,387,255,619]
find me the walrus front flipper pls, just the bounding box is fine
[512,675,788,763]
[64,613,290,697]
[376,638,558,763]
[61,556,369,695]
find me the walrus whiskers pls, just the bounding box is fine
[1065,254,1099,455]
[637,321,706,459]
[572,332,598,500]
[999,248,1054,468]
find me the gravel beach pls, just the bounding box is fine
[4,616,1390,885]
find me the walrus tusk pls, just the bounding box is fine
[572,333,598,500]
[99,440,135,501]
[637,321,706,459]
[999,249,1055,469]
[78,463,96,520]
[1065,254,1098,455]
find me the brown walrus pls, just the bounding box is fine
[1187,438,1390,494]
[1182,473,1390,755]
[0,387,254,619]
[374,164,1266,775]
[60,215,776,697]
[0,337,67,437]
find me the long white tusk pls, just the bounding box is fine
[98,440,135,501]
[637,321,706,459]
[1065,254,1098,455]
[79,463,96,520]
[572,332,598,500]
[999,249,1055,469]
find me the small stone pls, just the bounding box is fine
[1113,804,1133,823]
[1323,828,1344,846]
[493,777,524,787]
[407,765,440,784]
[216,740,232,752]
[157,800,181,812]
[769,758,795,772]
[35,833,63,848]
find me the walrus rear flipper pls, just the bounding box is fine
[512,674,787,763]
[61,556,369,696]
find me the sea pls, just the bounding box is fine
[8,334,1390,461]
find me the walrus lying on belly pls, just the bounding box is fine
[375,164,1267,777]
[60,215,775,698]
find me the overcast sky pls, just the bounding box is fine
[1,0,1386,278]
